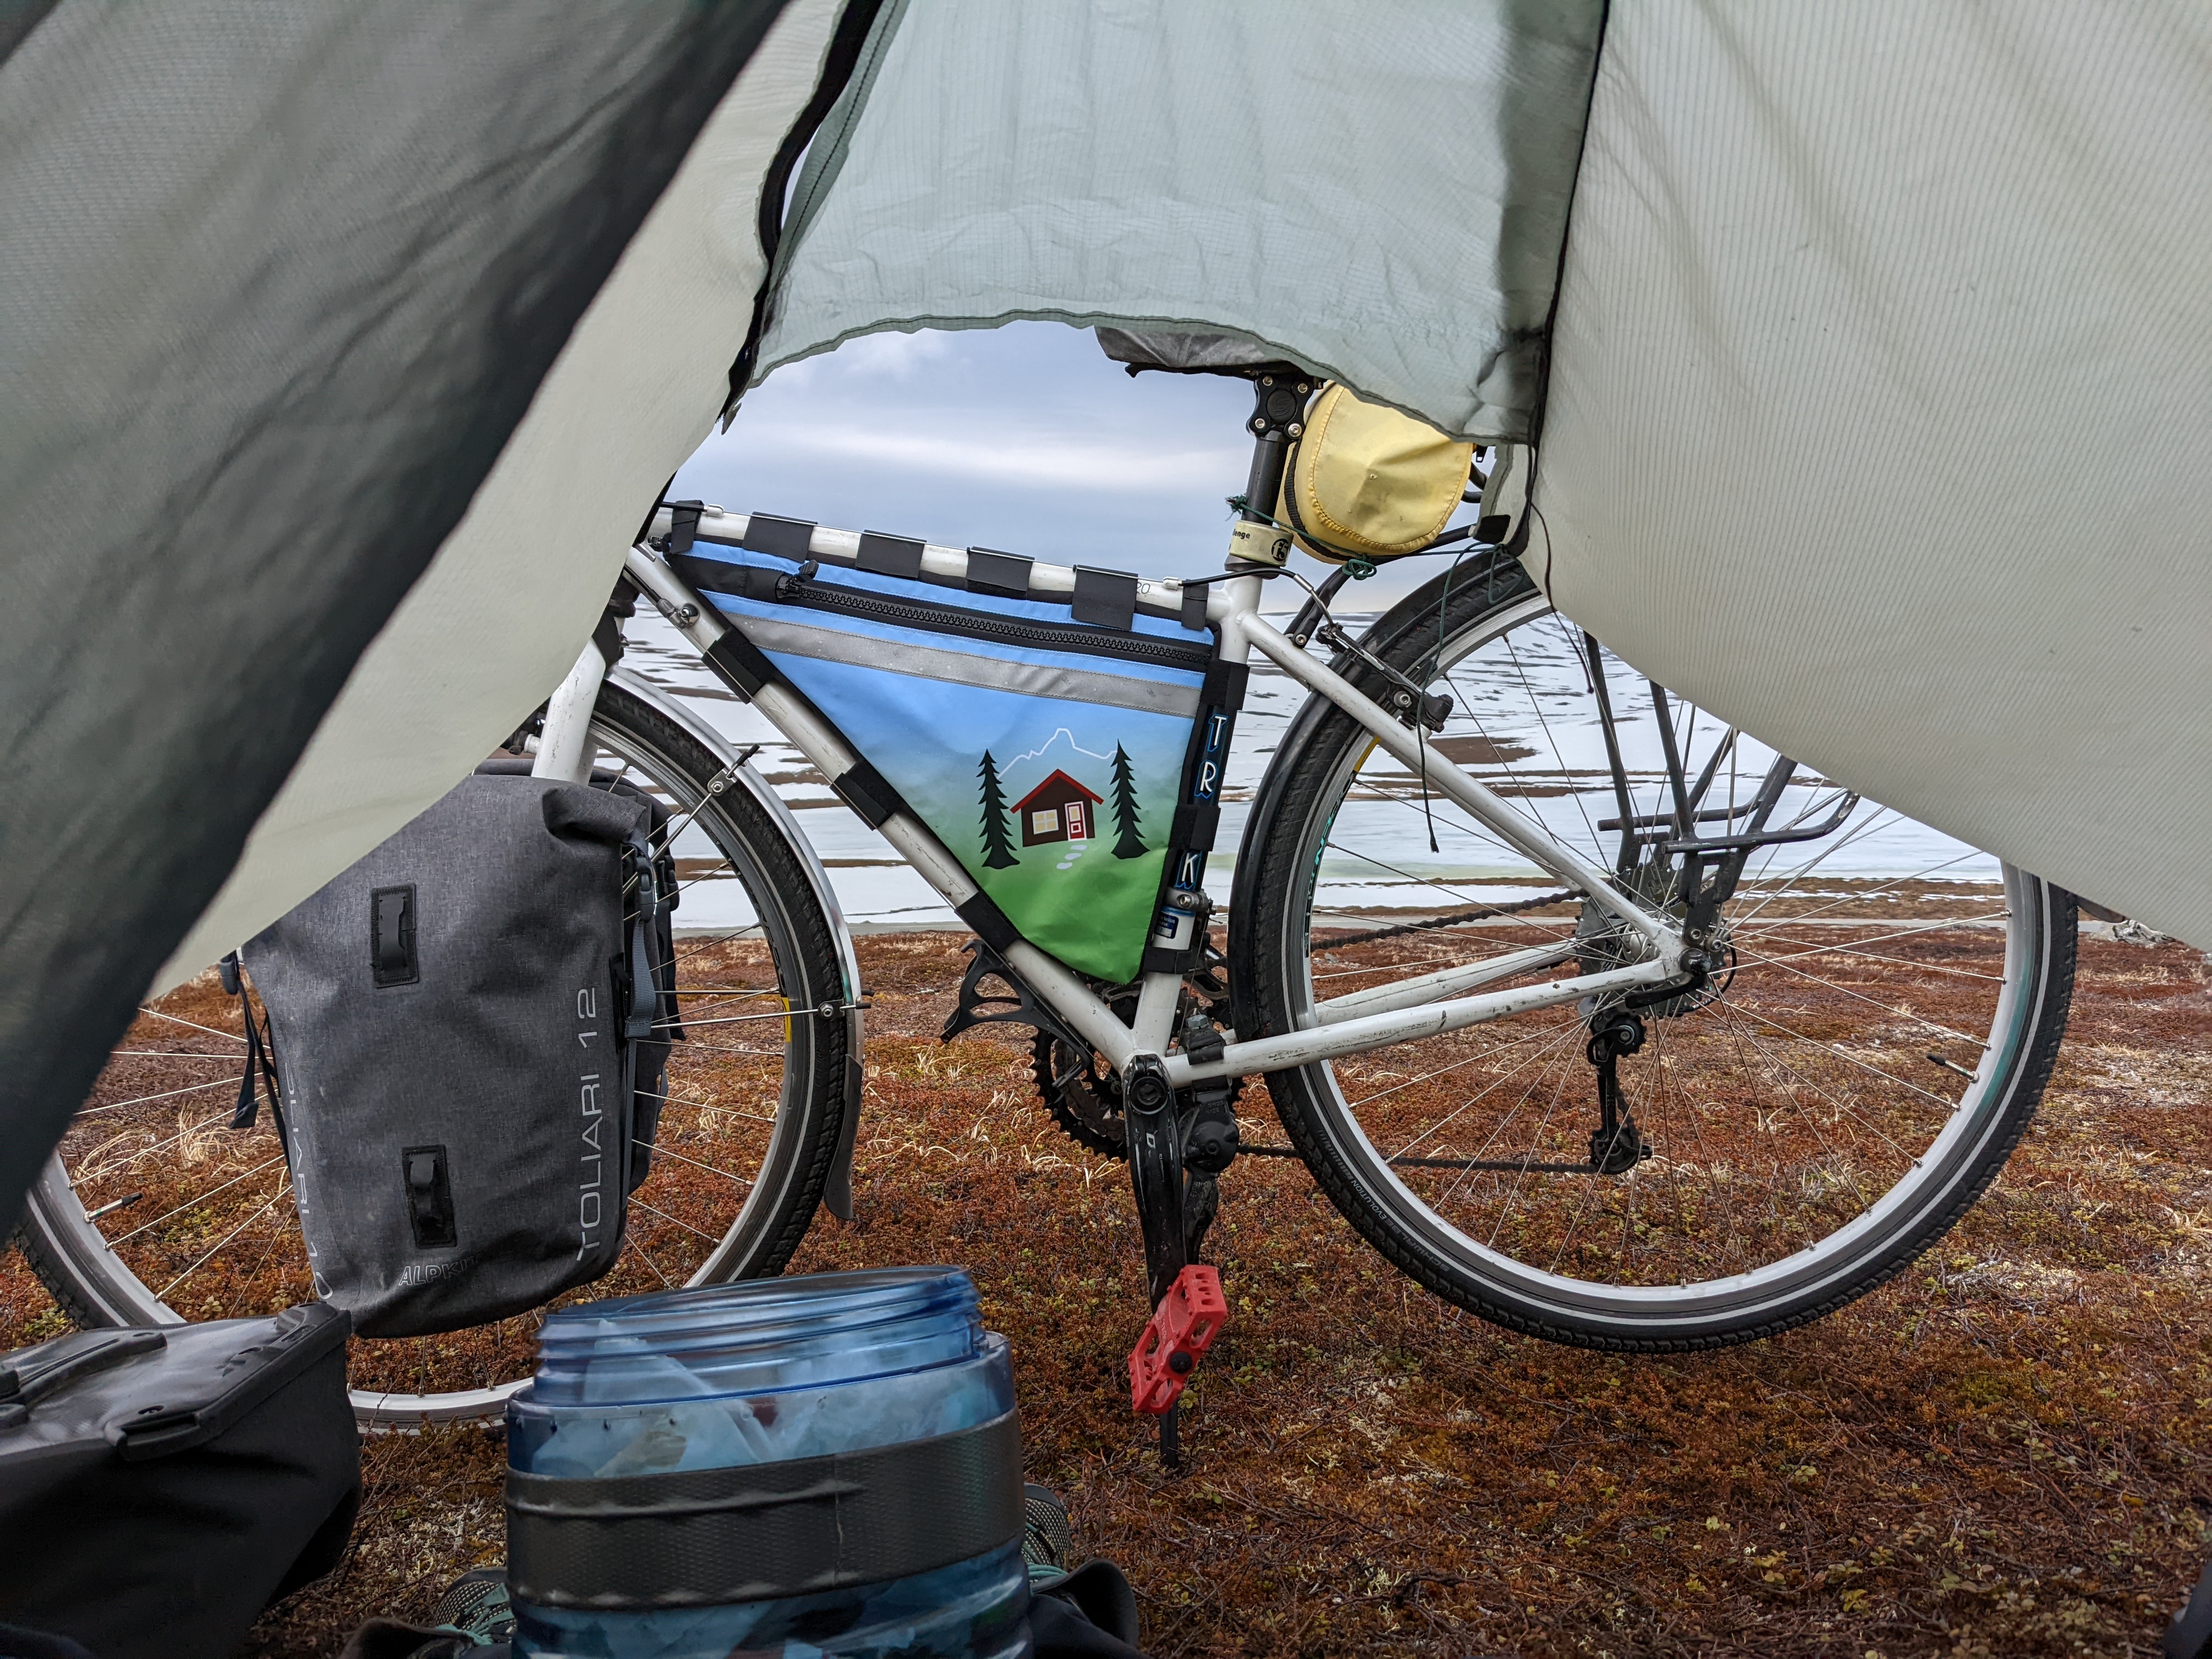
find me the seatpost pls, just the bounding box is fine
[1243,432,1290,524]
[1223,370,1312,569]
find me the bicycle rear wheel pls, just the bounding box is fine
[1231,554,2075,1350]
[15,679,851,1420]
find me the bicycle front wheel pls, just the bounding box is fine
[1232,553,2075,1351]
[15,678,851,1421]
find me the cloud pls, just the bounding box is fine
[770,328,953,390]
[675,320,1477,596]
[738,422,1244,494]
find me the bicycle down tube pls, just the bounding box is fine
[613,527,1686,1088]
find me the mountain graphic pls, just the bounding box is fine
[1002,726,1113,781]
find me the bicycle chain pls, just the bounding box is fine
[1313,888,1576,952]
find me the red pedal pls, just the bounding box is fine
[1127,1265,1228,1415]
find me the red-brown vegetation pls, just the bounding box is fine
[5,930,2207,1656]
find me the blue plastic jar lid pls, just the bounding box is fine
[526,1266,983,1407]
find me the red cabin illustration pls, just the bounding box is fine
[1014,770,1103,847]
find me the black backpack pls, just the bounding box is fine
[241,768,675,1338]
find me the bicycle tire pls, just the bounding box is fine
[14,678,850,1420]
[1230,552,2076,1351]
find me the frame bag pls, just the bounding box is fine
[674,533,1217,983]
[0,1304,358,1659]
[241,771,671,1339]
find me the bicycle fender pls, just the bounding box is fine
[603,666,865,1220]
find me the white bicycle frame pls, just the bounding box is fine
[538,511,1689,1087]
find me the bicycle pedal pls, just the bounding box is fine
[1128,1265,1228,1415]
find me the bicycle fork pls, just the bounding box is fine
[534,635,615,784]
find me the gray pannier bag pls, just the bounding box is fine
[241,770,672,1338]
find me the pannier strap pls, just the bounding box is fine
[506,1409,1023,1609]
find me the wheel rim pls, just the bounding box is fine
[1273,595,2048,1331]
[26,704,830,1422]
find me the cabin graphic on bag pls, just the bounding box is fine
[1015,770,1101,847]
[976,741,1150,868]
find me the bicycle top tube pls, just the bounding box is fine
[645,504,1265,629]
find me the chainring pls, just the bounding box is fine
[1029,1011,1244,1163]
[1027,949,1242,1158]
[1031,1032,1130,1158]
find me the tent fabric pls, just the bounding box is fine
[9,0,2211,1231]
[157,0,848,992]
[751,0,1609,441]
[1534,1,2212,949]
[748,0,2210,946]
[0,0,816,1223]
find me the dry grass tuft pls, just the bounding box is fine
[4,934,2208,1656]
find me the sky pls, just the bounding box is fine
[673,320,1453,613]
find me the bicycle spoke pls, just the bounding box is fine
[624,1233,674,1290]
[156,1176,292,1301]
[134,1008,246,1045]
[76,1074,239,1116]
[75,1107,239,1182]
[1726,943,1996,1050]
[110,1153,290,1246]
[629,1198,725,1246]
[644,1142,758,1186]
[1270,580,2044,1324]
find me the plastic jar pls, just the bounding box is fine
[506,1267,1029,1658]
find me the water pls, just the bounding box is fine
[510,1269,1029,1659]
[619,595,1994,934]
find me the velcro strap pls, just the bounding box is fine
[955,891,1021,953]
[507,1409,1022,1609]
[857,531,926,580]
[703,631,773,698]
[964,548,1032,598]
[1168,798,1221,853]
[831,759,900,828]
[1179,582,1209,631]
[741,513,816,561]
[665,501,705,556]
[1198,658,1250,713]
[1070,566,1139,630]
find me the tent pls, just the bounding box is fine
[4,0,2207,1226]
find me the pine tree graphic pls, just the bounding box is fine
[977,751,1019,868]
[1108,744,1147,858]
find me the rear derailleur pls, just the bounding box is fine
[1585,1009,1651,1175]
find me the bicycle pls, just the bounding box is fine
[18,373,2075,1424]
